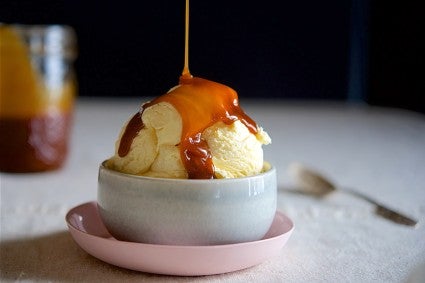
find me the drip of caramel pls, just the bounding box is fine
[118,77,258,179]
[181,0,191,80]
[117,112,143,157]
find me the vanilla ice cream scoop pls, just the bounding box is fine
[108,77,271,179]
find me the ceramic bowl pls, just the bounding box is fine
[97,161,277,246]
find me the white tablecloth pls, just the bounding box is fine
[1,98,425,282]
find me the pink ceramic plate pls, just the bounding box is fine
[66,202,294,276]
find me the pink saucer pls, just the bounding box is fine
[66,202,294,276]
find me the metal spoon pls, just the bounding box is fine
[288,162,418,227]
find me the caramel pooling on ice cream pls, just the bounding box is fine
[118,77,258,179]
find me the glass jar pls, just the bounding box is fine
[0,24,78,172]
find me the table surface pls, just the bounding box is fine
[1,98,425,282]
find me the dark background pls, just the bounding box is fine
[2,1,424,113]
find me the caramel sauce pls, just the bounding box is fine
[118,77,258,179]
[0,112,72,172]
[117,112,143,157]
[118,0,258,178]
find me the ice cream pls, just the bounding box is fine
[107,76,271,179]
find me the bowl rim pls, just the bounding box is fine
[100,160,275,184]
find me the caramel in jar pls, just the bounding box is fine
[0,25,77,172]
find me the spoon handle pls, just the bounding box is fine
[341,187,418,227]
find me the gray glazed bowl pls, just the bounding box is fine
[97,161,277,246]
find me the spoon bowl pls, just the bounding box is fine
[288,162,336,196]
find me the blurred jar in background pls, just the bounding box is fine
[0,24,77,172]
